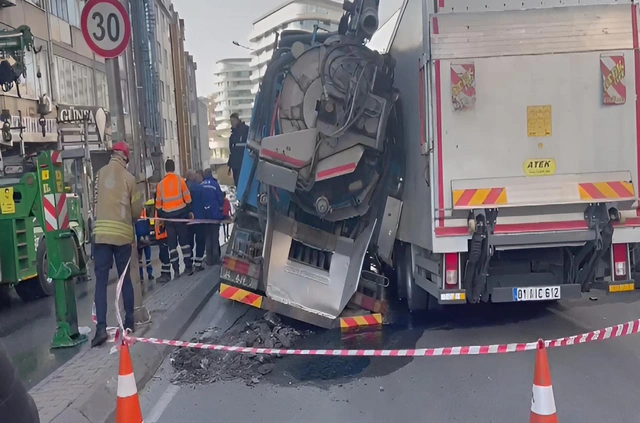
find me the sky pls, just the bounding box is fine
[171,0,403,97]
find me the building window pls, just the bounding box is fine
[167,85,171,105]
[164,49,168,67]
[4,49,50,100]
[67,0,79,26]
[160,81,165,101]
[157,42,162,62]
[50,0,69,22]
[96,71,109,108]
[26,0,43,7]
[54,56,96,106]
[163,119,167,139]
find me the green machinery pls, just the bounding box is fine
[0,151,88,348]
[0,25,41,97]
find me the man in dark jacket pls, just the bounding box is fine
[202,168,224,265]
[228,113,249,187]
[186,170,207,271]
[0,341,40,423]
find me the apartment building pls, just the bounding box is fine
[249,0,343,93]
[0,0,116,147]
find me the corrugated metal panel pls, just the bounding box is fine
[438,0,631,14]
[432,5,633,59]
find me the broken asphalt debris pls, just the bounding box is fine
[170,312,311,386]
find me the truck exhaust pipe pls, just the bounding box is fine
[359,7,379,38]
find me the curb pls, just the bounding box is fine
[42,267,220,423]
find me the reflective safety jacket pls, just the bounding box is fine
[154,209,167,240]
[93,153,143,246]
[155,172,192,219]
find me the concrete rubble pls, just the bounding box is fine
[170,312,311,386]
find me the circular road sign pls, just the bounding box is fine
[81,0,131,59]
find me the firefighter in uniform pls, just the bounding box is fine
[92,142,143,347]
[155,207,171,283]
[155,159,194,277]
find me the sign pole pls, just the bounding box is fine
[82,0,149,327]
[105,58,126,145]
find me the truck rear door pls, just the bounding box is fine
[430,0,639,246]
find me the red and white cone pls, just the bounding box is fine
[116,342,143,423]
[530,339,558,423]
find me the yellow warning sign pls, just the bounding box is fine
[527,105,552,137]
[1,187,15,214]
[41,169,50,181]
[524,158,556,176]
[55,170,63,192]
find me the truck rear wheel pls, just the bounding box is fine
[395,242,429,311]
[15,238,53,302]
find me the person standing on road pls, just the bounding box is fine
[222,191,232,242]
[92,142,143,347]
[154,204,172,283]
[156,159,194,278]
[135,207,154,282]
[202,168,224,265]
[185,170,207,272]
[227,113,249,187]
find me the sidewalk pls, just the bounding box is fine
[29,265,221,423]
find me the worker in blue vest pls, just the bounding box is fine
[185,170,207,271]
[135,206,154,281]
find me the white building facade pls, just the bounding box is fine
[212,58,253,131]
[249,0,344,93]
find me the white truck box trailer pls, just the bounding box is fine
[390,0,639,310]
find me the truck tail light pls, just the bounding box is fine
[222,256,259,278]
[444,253,459,288]
[612,244,629,281]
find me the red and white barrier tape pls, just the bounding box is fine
[120,319,640,357]
[138,217,225,224]
[92,303,121,343]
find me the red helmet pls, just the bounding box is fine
[112,141,130,162]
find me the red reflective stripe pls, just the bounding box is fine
[580,183,607,200]
[435,59,444,226]
[608,181,634,198]
[455,189,476,206]
[483,188,504,205]
[317,163,357,180]
[632,3,640,215]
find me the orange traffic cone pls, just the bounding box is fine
[116,342,143,423]
[530,339,558,423]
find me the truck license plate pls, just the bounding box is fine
[220,267,257,290]
[512,286,561,302]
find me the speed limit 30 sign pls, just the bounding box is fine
[81,0,131,59]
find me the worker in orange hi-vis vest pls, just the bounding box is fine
[155,159,193,278]
[135,208,154,282]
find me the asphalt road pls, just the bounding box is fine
[140,289,640,423]
[0,250,162,390]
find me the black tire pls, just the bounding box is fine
[395,242,429,311]
[15,238,53,302]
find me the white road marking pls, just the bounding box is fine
[145,300,230,422]
[146,384,180,423]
